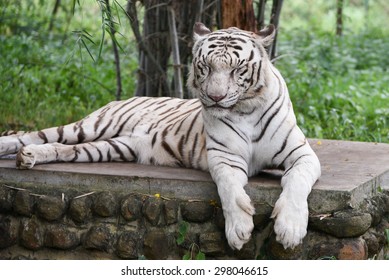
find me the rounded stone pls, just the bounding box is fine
[36,196,66,221]
[13,191,33,217]
[120,196,142,221]
[19,216,43,250]
[116,231,139,259]
[0,216,18,249]
[181,201,214,223]
[142,197,163,226]
[309,209,372,238]
[93,192,117,217]
[44,225,80,249]
[84,225,113,252]
[338,237,368,260]
[69,196,92,223]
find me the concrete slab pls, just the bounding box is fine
[0,139,388,213]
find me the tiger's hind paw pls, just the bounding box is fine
[16,146,37,169]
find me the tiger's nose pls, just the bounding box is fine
[209,94,227,102]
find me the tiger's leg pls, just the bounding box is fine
[207,151,254,250]
[271,145,321,249]
[15,136,137,169]
[0,100,123,157]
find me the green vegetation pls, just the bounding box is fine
[0,0,388,143]
[176,221,206,260]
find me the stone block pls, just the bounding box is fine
[199,231,226,256]
[181,201,214,223]
[164,200,178,225]
[13,190,33,217]
[36,196,66,222]
[19,216,43,250]
[309,209,372,238]
[143,230,174,260]
[84,225,114,252]
[116,231,139,259]
[120,195,142,221]
[0,216,18,249]
[93,192,117,217]
[69,196,92,223]
[0,186,15,213]
[142,197,163,226]
[234,237,256,259]
[266,235,305,260]
[214,207,225,230]
[45,225,80,250]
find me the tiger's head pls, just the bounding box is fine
[188,23,276,118]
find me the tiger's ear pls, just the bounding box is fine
[193,22,211,41]
[257,24,276,47]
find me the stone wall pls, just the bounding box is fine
[1,183,388,260]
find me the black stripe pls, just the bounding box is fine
[151,132,158,147]
[185,110,201,144]
[270,103,291,140]
[252,93,286,142]
[271,125,295,161]
[38,131,48,143]
[116,139,137,160]
[71,147,80,162]
[190,133,199,167]
[218,162,248,177]
[78,126,86,143]
[107,140,127,161]
[96,147,103,162]
[93,119,113,141]
[254,86,282,127]
[220,119,247,143]
[278,140,307,168]
[82,147,93,162]
[284,154,310,176]
[207,134,228,148]
[248,50,254,61]
[162,141,183,167]
[57,126,64,143]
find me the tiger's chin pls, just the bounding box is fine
[203,105,233,118]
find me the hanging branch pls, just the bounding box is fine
[48,0,62,32]
[167,5,183,98]
[103,0,122,100]
[269,0,283,61]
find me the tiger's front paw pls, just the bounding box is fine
[16,146,37,169]
[224,193,255,250]
[271,195,308,249]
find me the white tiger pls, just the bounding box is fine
[0,23,321,250]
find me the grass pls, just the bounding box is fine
[0,0,388,143]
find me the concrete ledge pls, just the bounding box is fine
[1,139,388,212]
[0,139,388,259]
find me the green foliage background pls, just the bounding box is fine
[0,0,388,143]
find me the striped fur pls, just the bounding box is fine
[0,23,321,250]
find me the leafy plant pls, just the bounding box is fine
[176,221,205,260]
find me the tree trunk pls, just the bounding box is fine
[220,0,257,31]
